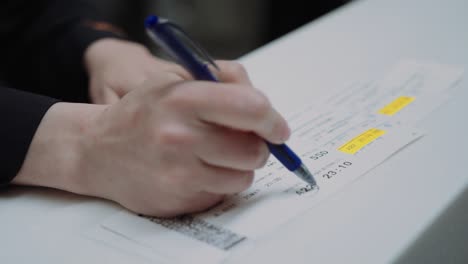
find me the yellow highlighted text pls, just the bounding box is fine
[378,96,415,116]
[339,128,386,154]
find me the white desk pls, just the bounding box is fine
[1,0,467,263]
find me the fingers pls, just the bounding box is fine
[215,60,252,85]
[194,126,270,171]
[170,82,290,144]
[171,192,225,216]
[143,190,224,217]
[197,163,255,194]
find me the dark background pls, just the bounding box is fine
[88,0,350,59]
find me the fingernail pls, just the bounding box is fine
[272,119,290,143]
[281,122,291,142]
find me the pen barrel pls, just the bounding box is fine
[145,16,218,81]
[266,142,302,171]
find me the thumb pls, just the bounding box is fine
[94,85,120,104]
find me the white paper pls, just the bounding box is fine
[304,60,464,125]
[94,60,463,264]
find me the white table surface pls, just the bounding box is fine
[2,0,467,263]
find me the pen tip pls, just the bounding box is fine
[294,164,319,189]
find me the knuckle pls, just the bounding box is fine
[155,124,196,148]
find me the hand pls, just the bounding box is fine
[14,61,291,217]
[84,38,190,104]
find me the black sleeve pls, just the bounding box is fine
[0,87,59,186]
[0,0,126,186]
[1,0,126,102]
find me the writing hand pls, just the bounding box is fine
[14,61,290,217]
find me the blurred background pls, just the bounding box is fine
[89,0,350,59]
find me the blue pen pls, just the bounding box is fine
[144,15,318,189]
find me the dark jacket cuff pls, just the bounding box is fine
[0,87,60,186]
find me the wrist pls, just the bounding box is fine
[13,102,107,195]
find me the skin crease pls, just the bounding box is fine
[13,38,291,217]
